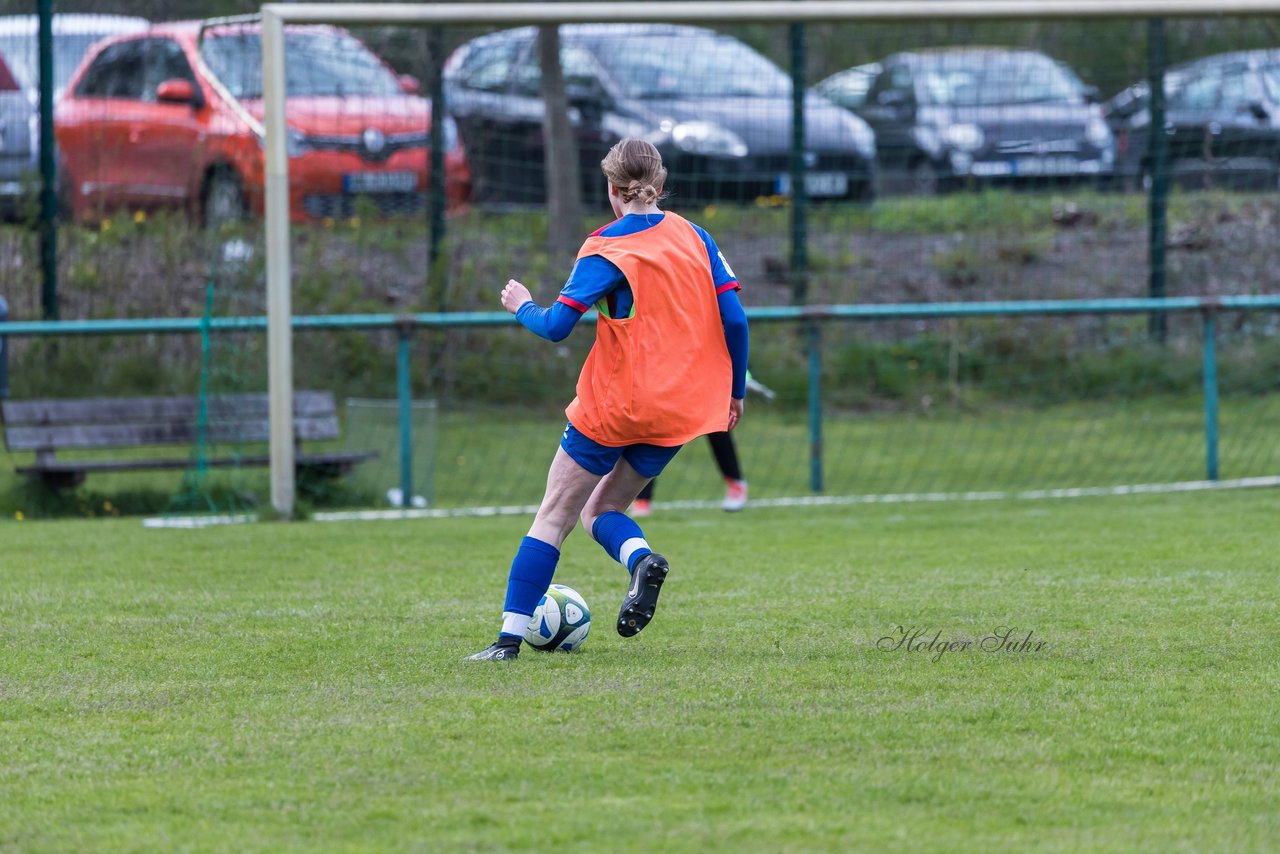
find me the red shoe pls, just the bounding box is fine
[722,479,748,511]
[631,498,653,518]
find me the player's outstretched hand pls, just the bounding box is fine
[728,397,745,431]
[501,279,532,314]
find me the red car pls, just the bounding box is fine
[55,20,471,225]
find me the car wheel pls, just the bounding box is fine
[910,160,941,196]
[203,170,246,229]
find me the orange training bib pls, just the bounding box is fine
[564,212,732,447]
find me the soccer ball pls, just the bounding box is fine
[523,584,591,652]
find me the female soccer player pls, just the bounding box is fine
[467,138,749,661]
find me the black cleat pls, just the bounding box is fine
[618,553,669,637]
[465,640,520,661]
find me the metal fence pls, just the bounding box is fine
[3,295,1277,517]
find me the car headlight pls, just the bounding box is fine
[671,122,749,158]
[848,118,876,160]
[913,125,942,158]
[1085,116,1113,150]
[942,123,984,153]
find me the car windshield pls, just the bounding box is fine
[820,69,875,106]
[584,34,791,99]
[918,54,1080,106]
[200,28,401,99]
[0,33,110,94]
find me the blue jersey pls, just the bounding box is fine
[556,213,740,318]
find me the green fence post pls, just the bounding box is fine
[0,294,8,398]
[396,318,415,508]
[38,0,57,320]
[195,283,214,480]
[789,22,809,307]
[807,319,823,493]
[427,26,447,269]
[793,22,818,491]
[1146,18,1169,342]
[1201,306,1219,481]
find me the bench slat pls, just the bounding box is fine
[2,391,379,488]
[4,414,340,451]
[1,391,336,428]
[14,450,379,476]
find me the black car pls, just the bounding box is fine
[834,47,1114,194]
[1106,50,1280,192]
[443,24,877,207]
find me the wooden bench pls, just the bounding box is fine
[1,390,377,490]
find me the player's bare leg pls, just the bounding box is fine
[531,448,605,548]
[466,449,602,661]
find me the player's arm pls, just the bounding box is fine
[726,306,747,429]
[499,257,620,343]
[500,281,583,343]
[719,288,749,401]
[696,224,749,403]
[695,225,749,428]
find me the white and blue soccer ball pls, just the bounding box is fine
[523,584,591,652]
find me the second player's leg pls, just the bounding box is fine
[581,456,651,532]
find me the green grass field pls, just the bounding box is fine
[2,490,1278,851]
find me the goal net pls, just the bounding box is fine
[227,1,1280,514]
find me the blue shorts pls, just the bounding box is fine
[559,423,682,479]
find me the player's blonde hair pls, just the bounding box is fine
[600,138,667,206]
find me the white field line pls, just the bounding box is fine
[140,476,1279,527]
[142,513,260,529]
[295,476,1280,524]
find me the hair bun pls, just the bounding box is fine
[601,138,668,205]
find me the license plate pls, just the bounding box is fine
[775,172,849,198]
[1011,157,1081,176]
[343,171,418,194]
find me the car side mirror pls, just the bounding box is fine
[156,78,199,107]
[1082,85,1101,104]
[1246,100,1270,121]
[566,77,610,121]
[399,74,422,95]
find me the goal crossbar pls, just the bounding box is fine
[260,0,1280,516]
[263,1,1280,26]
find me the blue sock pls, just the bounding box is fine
[590,510,652,574]
[500,537,560,638]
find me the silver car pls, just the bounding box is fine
[0,13,148,218]
[846,48,1113,195]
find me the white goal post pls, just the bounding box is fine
[260,0,1280,516]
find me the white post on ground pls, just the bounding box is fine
[263,8,295,517]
